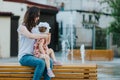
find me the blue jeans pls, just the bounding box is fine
[19,54,53,80]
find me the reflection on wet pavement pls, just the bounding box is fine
[98,64,120,80]
[55,52,120,80]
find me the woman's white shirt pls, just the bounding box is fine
[17,25,38,61]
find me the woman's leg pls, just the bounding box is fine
[19,54,50,80]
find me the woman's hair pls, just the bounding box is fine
[23,6,40,32]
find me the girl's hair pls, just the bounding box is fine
[23,6,40,32]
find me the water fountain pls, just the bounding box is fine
[57,11,76,63]
[80,44,85,64]
[61,39,70,62]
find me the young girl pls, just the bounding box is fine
[33,22,62,77]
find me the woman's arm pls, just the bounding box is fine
[46,33,51,45]
[19,25,48,39]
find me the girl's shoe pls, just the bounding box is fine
[53,61,62,65]
[47,69,55,77]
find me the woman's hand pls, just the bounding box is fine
[46,33,51,44]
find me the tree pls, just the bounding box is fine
[101,0,120,33]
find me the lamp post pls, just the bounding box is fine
[92,24,96,49]
[82,13,98,49]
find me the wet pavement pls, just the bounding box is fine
[57,52,120,80]
[0,52,120,80]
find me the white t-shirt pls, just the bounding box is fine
[17,25,38,61]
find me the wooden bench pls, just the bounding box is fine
[0,63,97,80]
[68,49,114,61]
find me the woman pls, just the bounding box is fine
[17,6,53,80]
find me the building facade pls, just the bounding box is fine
[0,0,114,58]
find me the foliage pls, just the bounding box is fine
[101,0,120,34]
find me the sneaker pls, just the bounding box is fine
[53,61,62,65]
[47,69,55,77]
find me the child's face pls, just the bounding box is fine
[39,26,47,33]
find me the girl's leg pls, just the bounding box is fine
[43,59,53,80]
[47,48,57,61]
[43,54,50,69]
[19,54,50,80]
[47,48,62,65]
[44,54,55,77]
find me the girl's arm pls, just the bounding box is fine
[19,25,48,39]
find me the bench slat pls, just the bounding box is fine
[0,69,97,73]
[0,78,97,80]
[0,78,32,80]
[52,79,97,80]
[54,64,97,69]
[0,73,97,78]
[0,69,34,72]
[0,64,97,68]
[0,73,33,77]
[0,73,97,76]
[55,73,97,78]
[53,69,97,73]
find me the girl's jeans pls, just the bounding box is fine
[19,54,53,80]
